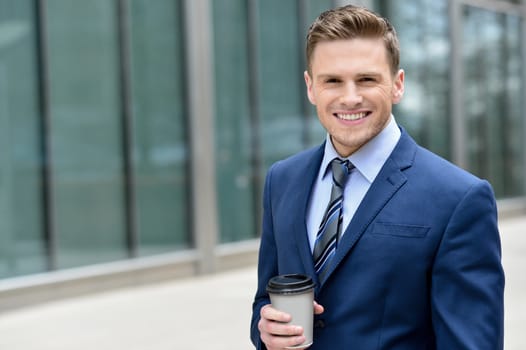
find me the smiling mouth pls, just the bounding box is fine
[334,112,369,121]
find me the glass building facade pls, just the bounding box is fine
[0,0,525,299]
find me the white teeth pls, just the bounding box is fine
[337,112,366,121]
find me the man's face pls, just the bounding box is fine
[304,38,404,157]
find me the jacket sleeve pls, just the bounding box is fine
[250,164,278,349]
[431,180,504,349]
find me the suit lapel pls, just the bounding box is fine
[319,130,417,288]
[289,144,325,279]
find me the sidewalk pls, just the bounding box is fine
[0,216,524,350]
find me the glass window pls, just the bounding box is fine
[0,1,45,278]
[212,1,337,243]
[306,0,336,147]
[46,0,127,268]
[462,6,525,197]
[376,0,452,159]
[258,0,305,169]
[212,0,256,242]
[129,0,190,254]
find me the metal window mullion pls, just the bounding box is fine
[297,0,311,147]
[183,0,219,274]
[35,0,57,271]
[450,0,467,169]
[522,3,526,200]
[247,0,263,236]
[116,0,138,258]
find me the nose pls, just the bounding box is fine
[339,82,363,106]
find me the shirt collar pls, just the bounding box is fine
[321,115,401,183]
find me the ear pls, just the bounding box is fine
[392,69,405,104]
[304,70,316,105]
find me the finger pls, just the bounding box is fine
[259,304,304,340]
[313,301,324,315]
[258,304,308,349]
[260,329,306,350]
[259,317,303,337]
[261,304,292,323]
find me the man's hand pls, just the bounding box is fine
[258,302,324,350]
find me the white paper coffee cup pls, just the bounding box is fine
[266,274,316,349]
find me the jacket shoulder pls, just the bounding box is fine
[395,129,486,189]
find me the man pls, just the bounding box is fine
[250,5,504,350]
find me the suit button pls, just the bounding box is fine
[314,319,325,328]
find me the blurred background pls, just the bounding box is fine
[0,0,524,347]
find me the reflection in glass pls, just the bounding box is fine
[212,0,256,242]
[0,1,45,277]
[377,0,451,159]
[306,0,337,147]
[258,0,304,170]
[46,1,127,268]
[463,6,524,197]
[129,0,190,254]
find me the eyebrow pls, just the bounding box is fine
[316,72,383,80]
[356,72,382,78]
[316,74,339,79]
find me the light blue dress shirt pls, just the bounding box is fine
[306,116,401,252]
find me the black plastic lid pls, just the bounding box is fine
[266,274,315,294]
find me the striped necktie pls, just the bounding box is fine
[313,158,353,282]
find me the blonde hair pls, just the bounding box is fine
[306,5,400,75]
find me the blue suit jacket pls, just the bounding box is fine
[251,129,504,349]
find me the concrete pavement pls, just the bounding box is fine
[0,265,257,350]
[501,215,526,350]
[0,215,524,350]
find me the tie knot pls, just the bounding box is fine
[331,158,352,188]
